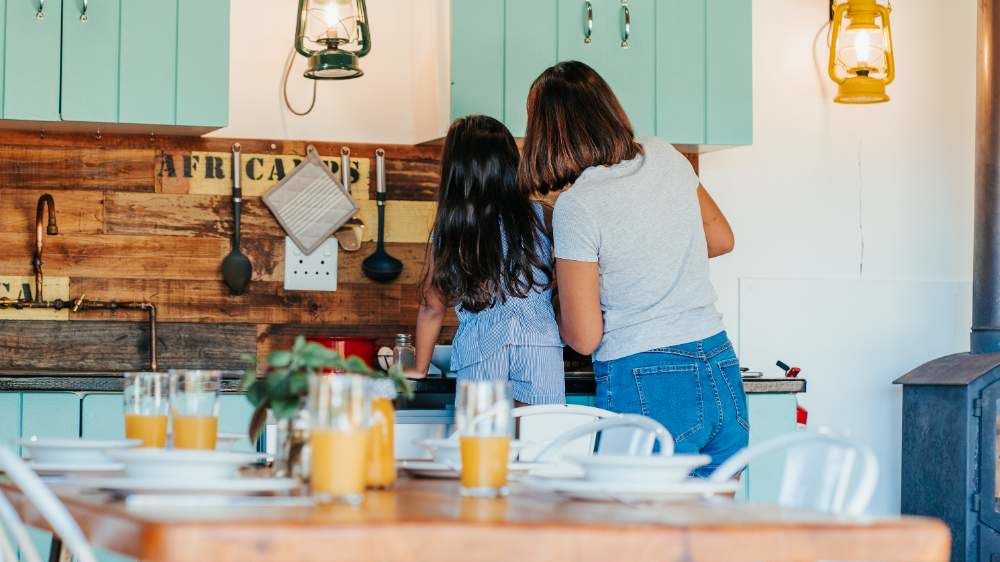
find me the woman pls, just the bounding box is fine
[518,61,746,476]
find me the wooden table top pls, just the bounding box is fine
[3,478,950,562]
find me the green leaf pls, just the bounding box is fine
[266,350,293,368]
[343,356,374,375]
[271,396,302,420]
[292,335,307,353]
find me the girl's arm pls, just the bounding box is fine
[412,261,447,378]
[554,258,603,355]
[698,185,735,258]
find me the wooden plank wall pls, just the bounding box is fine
[0,129,697,371]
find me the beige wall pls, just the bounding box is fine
[212,0,451,144]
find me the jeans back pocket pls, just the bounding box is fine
[717,356,750,431]
[632,363,704,443]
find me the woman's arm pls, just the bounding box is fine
[412,261,446,378]
[698,185,735,258]
[555,258,603,355]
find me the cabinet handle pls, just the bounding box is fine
[620,2,631,49]
[584,1,593,44]
[80,0,88,22]
[35,0,44,20]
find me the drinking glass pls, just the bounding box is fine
[308,374,371,505]
[455,380,513,498]
[366,378,397,489]
[168,370,221,450]
[123,372,169,448]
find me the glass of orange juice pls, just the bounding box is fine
[309,374,371,505]
[123,372,169,448]
[366,378,397,489]
[168,370,221,450]
[455,380,513,498]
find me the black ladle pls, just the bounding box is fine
[221,143,252,294]
[362,148,403,283]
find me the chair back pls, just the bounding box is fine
[0,492,35,562]
[0,446,97,562]
[514,404,615,461]
[709,431,879,516]
[533,415,674,462]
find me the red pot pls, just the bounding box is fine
[307,336,378,370]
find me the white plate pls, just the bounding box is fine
[523,476,739,503]
[106,449,265,480]
[27,461,125,476]
[56,477,299,496]
[566,454,711,484]
[18,438,140,464]
[399,460,548,479]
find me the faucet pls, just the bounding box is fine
[33,194,57,303]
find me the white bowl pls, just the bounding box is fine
[106,448,264,480]
[18,438,140,465]
[417,438,528,467]
[565,454,712,484]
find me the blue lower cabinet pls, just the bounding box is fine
[744,394,798,502]
[21,392,81,440]
[81,393,126,439]
[218,394,255,452]
[0,393,20,448]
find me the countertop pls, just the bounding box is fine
[0,370,807,396]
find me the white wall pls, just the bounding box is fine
[211,0,450,144]
[700,0,977,514]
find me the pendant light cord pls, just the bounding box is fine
[282,46,317,116]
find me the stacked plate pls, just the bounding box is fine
[400,438,544,479]
[523,454,738,502]
[18,437,139,475]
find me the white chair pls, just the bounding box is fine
[0,446,97,562]
[708,431,879,516]
[533,415,675,462]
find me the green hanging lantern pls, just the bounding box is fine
[295,0,372,80]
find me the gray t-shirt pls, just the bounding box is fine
[552,137,724,361]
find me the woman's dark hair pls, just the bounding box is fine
[518,60,642,195]
[427,115,552,312]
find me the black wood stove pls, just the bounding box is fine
[895,2,1000,561]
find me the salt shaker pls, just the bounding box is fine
[393,333,416,371]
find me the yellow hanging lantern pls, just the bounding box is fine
[828,0,895,104]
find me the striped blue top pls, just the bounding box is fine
[450,203,563,370]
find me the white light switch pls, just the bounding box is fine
[284,236,338,291]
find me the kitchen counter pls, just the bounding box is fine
[0,370,806,398]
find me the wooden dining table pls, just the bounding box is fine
[3,478,949,562]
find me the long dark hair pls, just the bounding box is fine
[518,60,641,195]
[428,115,552,312]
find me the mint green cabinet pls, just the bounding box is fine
[3,0,62,121]
[176,0,230,127]
[61,0,120,123]
[706,0,752,145]
[743,393,797,501]
[557,0,655,137]
[0,393,20,447]
[451,0,752,147]
[22,392,81,440]
[450,0,504,121]
[503,0,557,136]
[119,0,178,125]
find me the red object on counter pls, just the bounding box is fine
[306,337,377,370]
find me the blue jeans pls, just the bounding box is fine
[592,331,749,478]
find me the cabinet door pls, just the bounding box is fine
[706,0,752,145]
[656,0,706,144]
[119,0,177,125]
[219,394,255,452]
[3,0,61,121]
[557,0,655,137]
[451,0,504,121]
[0,393,20,446]
[504,0,557,137]
[61,0,120,123]
[744,394,797,502]
[81,393,125,440]
[176,0,230,127]
[21,392,80,439]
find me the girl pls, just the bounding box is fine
[412,115,565,405]
[518,61,744,476]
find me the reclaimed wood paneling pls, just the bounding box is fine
[0,321,256,371]
[0,129,692,367]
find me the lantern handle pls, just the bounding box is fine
[620,2,630,49]
[584,1,593,44]
[826,1,849,85]
[294,0,317,58]
[35,0,44,20]
[878,4,894,85]
[355,0,372,58]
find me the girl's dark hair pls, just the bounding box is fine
[518,60,642,195]
[428,115,552,312]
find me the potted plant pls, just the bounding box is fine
[242,336,412,477]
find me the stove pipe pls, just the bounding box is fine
[974,0,1000,353]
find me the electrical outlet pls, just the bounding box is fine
[284,237,338,291]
